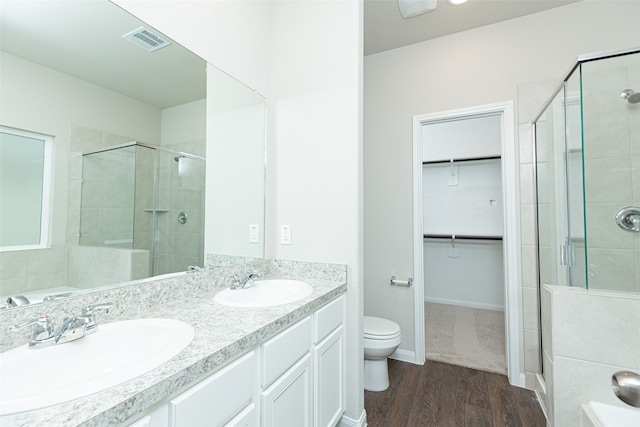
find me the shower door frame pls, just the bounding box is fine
[412,101,524,387]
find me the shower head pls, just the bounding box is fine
[174,155,184,162]
[621,89,640,104]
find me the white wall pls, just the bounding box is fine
[267,1,363,422]
[161,99,206,148]
[206,65,265,258]
[364,0,640,390]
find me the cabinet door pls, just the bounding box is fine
[169,351,256,426]
[314,326,345,427]
[262,316,311,388]
[262,353,312,427]
[224,403,257,427]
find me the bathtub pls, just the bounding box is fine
[581,401,640,427]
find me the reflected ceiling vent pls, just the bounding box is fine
[122,27,171,52]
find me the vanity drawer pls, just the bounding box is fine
[169,350,256,426]
[313,295,345,344]
[261,316,311,388]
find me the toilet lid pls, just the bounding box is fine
[364,316,401,338]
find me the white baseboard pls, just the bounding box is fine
[390,348,420,365]
[337,409,367,427]
[424,296,504,312]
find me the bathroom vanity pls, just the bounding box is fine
[128,294,345,427]
[0,261,347,427]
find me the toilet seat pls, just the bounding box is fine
[364,316,401,340]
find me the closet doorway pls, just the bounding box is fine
[411,102,524,387]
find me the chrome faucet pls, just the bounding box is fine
[11,302,113,349]
[6,295,30,307]
[229,271,262,290]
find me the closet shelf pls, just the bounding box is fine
[423,233,502,241]
[422,155,500,165]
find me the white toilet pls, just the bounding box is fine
[363,316,401,392]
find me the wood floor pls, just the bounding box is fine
[365,359,546,427]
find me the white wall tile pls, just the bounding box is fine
[551,288,640,367]
[584,157,632,203]
[553,356,633,427]
[587,248,636,292]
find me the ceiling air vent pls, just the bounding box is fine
[122,27,171,52]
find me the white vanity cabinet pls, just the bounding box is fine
[125,294,345,427]
[313,296,345,427]
[261,316,312,426]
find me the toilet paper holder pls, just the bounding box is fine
[390,276,413,287]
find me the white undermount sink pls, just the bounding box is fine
[214,279,313,308]
[0,318,194,415]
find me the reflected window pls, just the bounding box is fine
[0,127,53,250]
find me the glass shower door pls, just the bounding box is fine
[564,66,588,289]
[535,76,586,289]
[152,151,205,276]
[535,87,571,287]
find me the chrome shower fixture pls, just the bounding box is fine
[621,89,640,104]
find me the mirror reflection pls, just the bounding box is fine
[0,0,265,309]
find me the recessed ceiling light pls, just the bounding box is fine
[448,0,469,5]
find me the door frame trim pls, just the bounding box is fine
[412,101,525,387]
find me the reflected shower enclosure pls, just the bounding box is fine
[534,49,640,293]
[79,142,205,277]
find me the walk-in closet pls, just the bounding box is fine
[421,113,506,374]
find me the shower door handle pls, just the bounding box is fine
[560,245,569,266]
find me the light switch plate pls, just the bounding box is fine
[249,224,260,243]
[280,224,291,245]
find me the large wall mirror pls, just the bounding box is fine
[0,0,266,309]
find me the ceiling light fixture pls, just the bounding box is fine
[447,0,469,5]
[398,0,437,19]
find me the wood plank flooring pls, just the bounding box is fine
[365,359,546,427]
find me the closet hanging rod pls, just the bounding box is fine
[422,155,501,165]
[423,233,503,241]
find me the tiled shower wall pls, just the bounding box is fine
[581,56,640,293]
[67,126,144,246]
[154,139,206,275]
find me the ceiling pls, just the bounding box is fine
[364,0,580,55]
[0,0,205,109]
[0,0,580,108]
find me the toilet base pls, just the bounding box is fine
[364,358,390,392]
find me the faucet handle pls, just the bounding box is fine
[82,302,113,315]
[82,302,113,334]
[11,315,51,331]
[11,315,54,341]
[228,275,241,289]
[43,292,72,302]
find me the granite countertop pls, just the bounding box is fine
[1,274,347,427]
